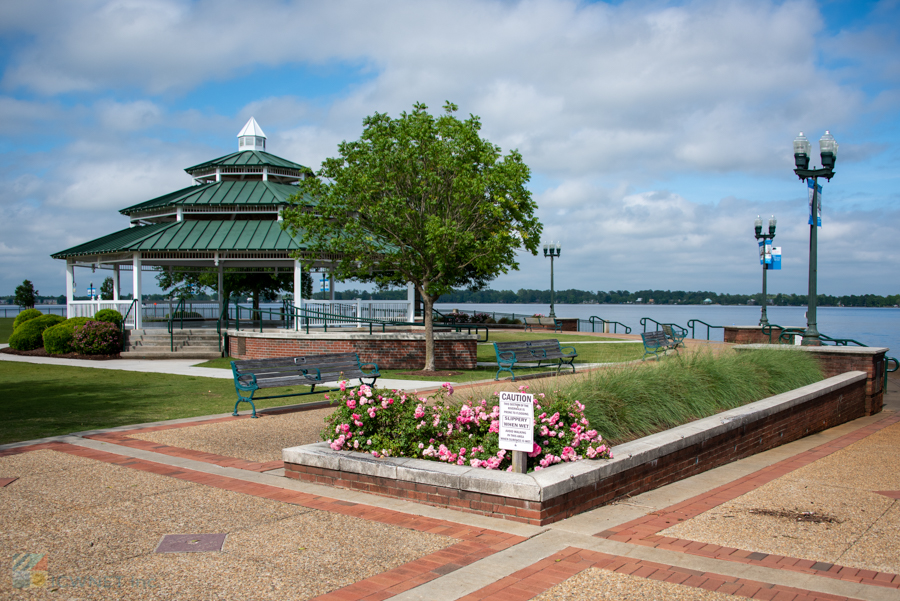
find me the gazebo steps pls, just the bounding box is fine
[122,329,222,359]
[121,350,223,360]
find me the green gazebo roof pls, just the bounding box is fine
[52,220,306,259]
[184,150,310,174]
[120,180,311,215]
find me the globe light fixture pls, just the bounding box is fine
[753,215,777,326]
[793,131,838,344]
[543,242,561,318]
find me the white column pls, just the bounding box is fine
[407,282,415,321]
[217,258,224,321]
[132,253,142,329]
[262,166,268,182]
[293,259,303,311]
[176,206,183,222]
[66,262,75,318]
[113,265,120,301]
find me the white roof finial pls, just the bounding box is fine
[237,117,267,152]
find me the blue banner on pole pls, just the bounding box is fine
[807,178,822,226]
[758,239,773,265]
[771,247,781,270]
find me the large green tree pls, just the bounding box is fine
[14,280,38,308]
[282,102,542,371]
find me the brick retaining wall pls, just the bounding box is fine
[284,372,868,526]
[735,344,887,415]
[227,330,477,370]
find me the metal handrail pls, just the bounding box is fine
[167,298,186,352]
[587,316,631,334]
[225,302,490,342]
[687,319,724,341]
[640,317,687,335]
[120,299,138,335]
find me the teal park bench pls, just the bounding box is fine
[493,339,577,381]
[641,331,679,361]
[661,324,688,349]
[524,316,562,332]
[231,352,380,418]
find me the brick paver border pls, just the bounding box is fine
[596,412,900,590]
[460,546,866,601]
[1,441,525,601]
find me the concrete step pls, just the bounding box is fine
[120,350,223,360]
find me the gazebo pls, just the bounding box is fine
[52,118,414,329]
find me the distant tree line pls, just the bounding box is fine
[4,288,898,308]
[323,288,900,308]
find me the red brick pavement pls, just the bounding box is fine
[0,441,525,601]
[459,547,867,601]
[595,412,900,591]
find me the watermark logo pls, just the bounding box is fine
[12,553,47,589]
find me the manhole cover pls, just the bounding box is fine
[155,534,227,553]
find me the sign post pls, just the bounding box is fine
[499,391,535,473]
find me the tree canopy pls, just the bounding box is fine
[282,101,542,370]
[14,280,38,308]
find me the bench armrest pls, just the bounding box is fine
[360,362,380,375]
[530,349,548,359]
[302,367,322,382]
[559,346,577,357]
[234,372,258,391]
[497,350,517,364]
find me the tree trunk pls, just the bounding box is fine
[421,291,436,371]
[252,287,261,322]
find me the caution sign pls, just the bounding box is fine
[499,391,535,452]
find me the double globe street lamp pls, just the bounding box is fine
[543,242,561,319]
[793,131,838,345]
[754,215,777,326]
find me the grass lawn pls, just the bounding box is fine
[0,317,14,344]
[0,362,329,445]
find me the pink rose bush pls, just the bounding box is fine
[322,383,612,472]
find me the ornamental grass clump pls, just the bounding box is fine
[73,321,121,355]
[322,382,611,472]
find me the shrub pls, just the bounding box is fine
[93,309,124,328]
[497,317,523,325]
[8,314,65,350]
[12,308,43,330]
[74,321,122,355]
[42,317,91,354]
[322,382,612,472]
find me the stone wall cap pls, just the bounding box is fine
[282,372,868,504]
[734,344,889,355]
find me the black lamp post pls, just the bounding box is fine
[754,215,777,326]
[543,242,561,318]
[793,131,837,345]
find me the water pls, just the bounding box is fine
[435,303,899,353]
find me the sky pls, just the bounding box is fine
[1,0,898,299]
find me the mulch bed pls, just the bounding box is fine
[0,347,121,361]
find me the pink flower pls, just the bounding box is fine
[528,443,542,457]
[442,382,454,396]
[346,399,356,409]
[339,381,347,392]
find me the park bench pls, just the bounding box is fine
[523,316,562,332]
[493,339,577,381]
[641,331,679,360]
[661,324,687,349]
[231,352,380,418]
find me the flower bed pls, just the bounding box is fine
[322,383,612,473]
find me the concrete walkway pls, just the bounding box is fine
[1,346,897,599]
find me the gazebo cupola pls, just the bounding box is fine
[238,116,266,152]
